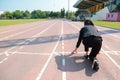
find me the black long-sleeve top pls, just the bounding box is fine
[76,25,100,48]
[76,28,84,48]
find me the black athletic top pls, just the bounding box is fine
[76,25,101,48]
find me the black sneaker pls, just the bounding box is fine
[92,60,99,71]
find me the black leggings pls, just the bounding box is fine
[83,36,102,60]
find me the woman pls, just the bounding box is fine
[72,20,102,70]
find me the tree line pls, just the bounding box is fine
[0,8,75,19]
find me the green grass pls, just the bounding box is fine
[93,20,120,30]
[0,19,47,27]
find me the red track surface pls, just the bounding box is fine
[0,19,120,80]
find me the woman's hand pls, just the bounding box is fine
[72,48,78,54]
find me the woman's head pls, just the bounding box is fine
[84,20,94,26]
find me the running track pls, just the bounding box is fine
[0,19,120,80]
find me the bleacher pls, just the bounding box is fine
[73,0,118,20]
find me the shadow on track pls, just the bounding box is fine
[55,53,96,76]
[0,29,119,48]
[99,29,120,35]
[0,33,78,48]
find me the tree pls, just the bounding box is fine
[31,10,43,19]
[56,12,61,18]
[0,9,71,19]
[49,11,54,18]
[23,10,31,19]
[31,10,37,18]
[61,8,65,18]
[52,12,58,18]
[49,11,61,18]
[44,11,50,18]
[0,14,6,19]
[40,12,46,18]
[4,11,13,19]
[13,10,24,19]
[69,12,75,20]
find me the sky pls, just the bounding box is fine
[0,0,78,12]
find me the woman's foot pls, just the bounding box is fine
[92,60,99,71]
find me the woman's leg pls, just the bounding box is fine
[89,39,102,61]
[83,44,90,58]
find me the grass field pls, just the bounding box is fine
[0,19,120,30]
[93,20,120,30]
[0,19,47,27]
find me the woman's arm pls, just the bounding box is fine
[72,28,84,54]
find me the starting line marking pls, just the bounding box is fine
[7,51,52,55]
[0,50,120,56]
[0,50,120,64]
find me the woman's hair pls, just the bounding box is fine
[84,20,94,26]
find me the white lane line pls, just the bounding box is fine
[98,27,120,39]
[0,30,14,34]
[103,51,120,55]
[62,72,66,80]
[0,51,88,56]
[62,58,66,66]
[2,50,119,56]
[6,51,51,55]
[103,45,120,55]
[0,21,51,41]
[0,23,48,56]
[69,21,120,70]
[55,51,120,55]
[67,22,80,30]
[62,55,66,80]
[11,51,17,55]
[4,52,9,56]
[104,44,120,54]
[0,24,39,41]
[0,21,57,56]
[61,21,64,52]
[62,43,64,46]
[0,58,7,64]
[112,51,120,55]
[101,48,120,70]
[0,22,57,65]
[19,22,57,49]
[61,21,66,80]
[0,46,17,56]
[0,23,50,41]
[62,46,65,50]
[104,51,120,53]
[36,23,62,80]
[104,45,110,49]
[55,51,85,54]
[0,21,57,65]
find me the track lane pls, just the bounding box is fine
[0,20,62,80]
[0,20,55,65]
[62,22,120,80]
[0,20,52,53]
